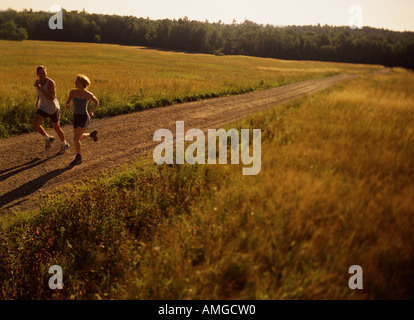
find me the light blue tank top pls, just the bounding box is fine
[73,97,89,115]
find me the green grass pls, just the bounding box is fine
[1,68,413,299]
[0,40,380,137]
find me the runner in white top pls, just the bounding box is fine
[33,65,69,153]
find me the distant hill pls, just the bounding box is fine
[1,8,413,69]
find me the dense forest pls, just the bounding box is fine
[1,8,414,69]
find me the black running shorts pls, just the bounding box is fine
[73,113,90,129]
[35,109,60,123]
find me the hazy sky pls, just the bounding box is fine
[1,0,414,32]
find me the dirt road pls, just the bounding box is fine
[0,73,358,212]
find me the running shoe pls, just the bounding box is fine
[70,154,82,166]
[59,142,70,154]
[90,131,98,142]
[45,136,55,150]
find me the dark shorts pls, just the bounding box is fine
[73,113,90,129]
[36,109,60,123]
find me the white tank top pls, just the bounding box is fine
[37,79,60,114]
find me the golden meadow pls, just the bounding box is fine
[1,40,413,299]
[0,40,378,137]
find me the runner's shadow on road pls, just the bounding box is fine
[0,158,40,175]
[0,153,62,183]
[0,163,73,210]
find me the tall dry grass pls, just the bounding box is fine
[128,68,414,299]
[1,66,411,299]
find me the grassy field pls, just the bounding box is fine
[0,67,412,299]
[0,40,380,137]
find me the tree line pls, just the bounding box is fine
[1,8,414,69]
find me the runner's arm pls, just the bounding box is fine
[34,79,40,108]
[66,90,74,108]
[89,93,99,117]
[37,80,56,101]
